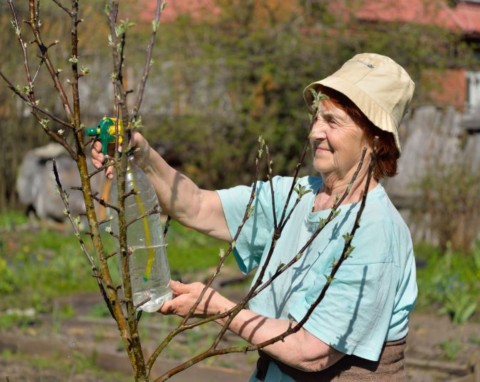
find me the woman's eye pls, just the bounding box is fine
[327,118,337,126]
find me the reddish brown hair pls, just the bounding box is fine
[318,87,400,180]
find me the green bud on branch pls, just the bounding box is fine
[115,19,136,37]
[344,245,355,258]
[324,274,335,284]
[294,184,312,198]
[131,117,143,130]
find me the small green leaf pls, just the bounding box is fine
[344,245,355,258]
[294,184,312,198]
[131,117,143,130]
[108,34,114,47]
[309,89,329,113]
[115,19,136,36]
[319,217,328,228]
[324,274,335,284]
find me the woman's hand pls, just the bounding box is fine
[160,282,344,371]
[90,130,151,179]
[159,280,234,318]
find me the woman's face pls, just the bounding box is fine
[309,99,370,181]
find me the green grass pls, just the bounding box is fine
[415,241,480,323]
[1,348,131,382]
[0,210,29,227]
[3,209,480,326]
[0,226,99,313]
[0,211,236,316]
[165,219,236,272]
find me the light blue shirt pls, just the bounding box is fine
[218,176,417,381]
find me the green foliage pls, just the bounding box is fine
[88,302,112,318]
[166,220,235,272]
[412,159,480,251]
[0,213,232,322]
[415,242,480,323]
[144,3,344,188]
[140,1,476,191]
[2,0,478,211]
[0,256,17,294]
[0,1,121,211]
[0,349,131,382]
[439,338,463,361]
[0,310,37,330]
[0,227,99,313]
[1,211,25,227]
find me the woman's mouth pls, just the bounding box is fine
[315,145,331,152]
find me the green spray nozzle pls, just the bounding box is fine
[85,117,124,155]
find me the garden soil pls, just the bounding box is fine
[1,288,479,382]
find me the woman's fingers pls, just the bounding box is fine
[158,281,215,317]
[91,141,105,168]
[91,141,115,179]
[169,280,193,295]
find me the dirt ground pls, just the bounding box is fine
[1,290,480,382]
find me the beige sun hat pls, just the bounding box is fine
[303,53,415,152]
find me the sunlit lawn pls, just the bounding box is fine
[0,211,234,314]
[1,210,479,324]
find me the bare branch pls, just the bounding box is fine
[8,0,36,105]
[132,0,166,121]
[147,133,265,372]
[153,144,377,382]
[27,0,74,120]
[51,0,73,16]
[52,159,116,319]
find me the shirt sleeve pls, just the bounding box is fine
[217,179,278,274]
[289,217,400,361]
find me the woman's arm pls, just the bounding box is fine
[91,132,231,241]
[160,281,344,372]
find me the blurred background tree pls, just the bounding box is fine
[1,0,477,205]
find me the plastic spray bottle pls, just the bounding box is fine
[85,117,172,312]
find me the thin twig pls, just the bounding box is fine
[52,159,116,319]
[51,0,73,16]
[106,3,150,379]
[132,0,166,121]
[147,135,264,372]
[0,70,73,133]
[251,148,368,299]
[154,144,377,382]
[246,143,378,352]
[27,0,74,119]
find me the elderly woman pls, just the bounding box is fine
[92,53,417,381]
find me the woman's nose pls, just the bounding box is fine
[309,119,327,140]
